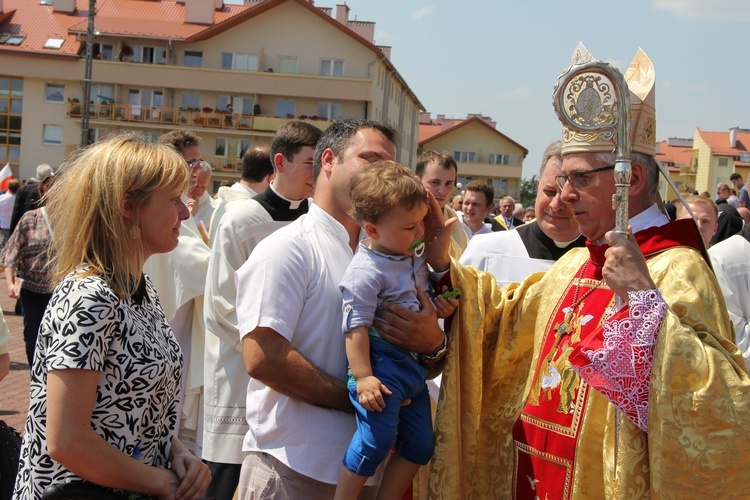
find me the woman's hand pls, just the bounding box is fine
[169,437,211,499]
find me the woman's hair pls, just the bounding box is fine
[46,132,187,299]
[349,161,428,225]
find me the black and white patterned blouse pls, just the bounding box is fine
[13,270,183,499]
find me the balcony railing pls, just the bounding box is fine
[66,101,334,133]
[66,142,246,173]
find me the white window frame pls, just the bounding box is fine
[454,151,476,163]
[45,83,64,103]
[320,59,344,77]
[317,101,342,120]
[218,95,254,115]
[222,52,258,72]
[43,124,63,146]
[94,42,114,61]
[278,56,298,74]
[215,137,252,159]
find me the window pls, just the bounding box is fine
[488,153,510,165]
[181,92,200,110]
[320,59,344,77]
[275,99,295,117]
[43,125,63,145]
[222,53,258,71]
[317,102,342,120]
[491,178,508,194]
[43,38,64,50]
[184,51,203,67]
[718,158,729,167]
[129,89,163,108]
[215,137,251,159]
[93,42,114,61]
[278,56,298,74]
[454,151,476,162]
[457,176,472,189]
[218,95,254,114]
[91,84,113,103]
[45,83,64,103]
[131,46,166,64]
[0,77,22,167]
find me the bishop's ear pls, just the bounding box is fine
[627,161,648,197]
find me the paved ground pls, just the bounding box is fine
[0,274,29,432]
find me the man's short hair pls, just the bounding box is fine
[415,150,457,178]
[6,178,20,194]
[313,119,398,178]
[730,173,743,181]
[595,152,660,202]
[271,121,323,164]
[349,161,428,225]
[465,180,494,206]
[500,196,515,205]
[158,129,201,154]
[539,141,562,177]
[242,146,274,182]
[678,195,719,219]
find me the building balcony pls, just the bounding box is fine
[66,100,334,133]
[65,141,246,174]
[679,164,697,176]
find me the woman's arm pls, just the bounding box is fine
[46,368,179,499]
[4,266,18,299]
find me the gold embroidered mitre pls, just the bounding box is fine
[559,42,656,156]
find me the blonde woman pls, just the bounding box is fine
[13,133,211,499]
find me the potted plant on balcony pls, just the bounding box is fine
[68,97,81,117]
[193,114,205,125]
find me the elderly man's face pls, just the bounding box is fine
[560,153,617,243]
[535,157,579,242]
[500,199,514,218]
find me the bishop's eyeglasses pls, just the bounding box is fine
[555,165,615,190]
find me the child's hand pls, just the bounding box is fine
[356,375,392,412]
[434,286,459,319]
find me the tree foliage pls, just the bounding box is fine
[519,175,537,207]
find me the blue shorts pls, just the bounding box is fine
[343,340,433,477]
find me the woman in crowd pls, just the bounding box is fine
[13,132,211,499]
[1,174,56,365]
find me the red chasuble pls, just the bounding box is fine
[511,219,704,500]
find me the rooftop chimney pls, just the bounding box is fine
[436,114,445,125]
[335,4,349,24]
[53,0,76,14]
[215,0,224,9]
[730,127,738,148]
[185,0,214,25]
[0,1,4,14]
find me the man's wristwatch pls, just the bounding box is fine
[420,331,448,362]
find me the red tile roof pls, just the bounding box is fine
[696,127,750,156]
[0,0,424,110]
[419,116,528,157]
[655,139,694,167]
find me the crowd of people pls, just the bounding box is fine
[0,42,749,500]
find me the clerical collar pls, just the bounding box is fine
[269,183,305,209]
[553,235,583,248]
[253,184,309,222]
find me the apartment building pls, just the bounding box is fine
[418,113,527,202]
[0,0,423,188]
[655,137,694,201]
[692,127,750,194]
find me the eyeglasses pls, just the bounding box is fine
[555,165,615,190]
[187,160,203,168]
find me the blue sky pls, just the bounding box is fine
[229,0,750,178]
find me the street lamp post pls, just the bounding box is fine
[80,0,96,147]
